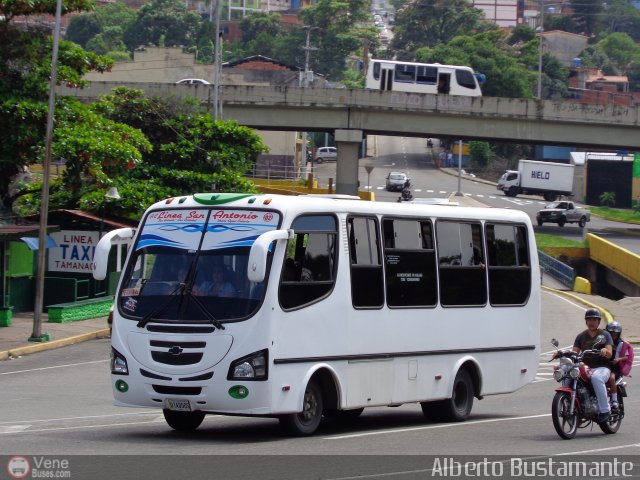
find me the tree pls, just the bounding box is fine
[297,0,371,80]
[569,0,603,37]
[0,17,120,204]
[595,33,640,75]
[599,191,616,207]
[0,0,93,24]
[469,141,491,168]
[65,13,101,48]
[507,24,535,45]
[415,32,536,98]
[390,0,495,58]
[123,0,202,51]
[240,11,283,44]
[66,2,136,51]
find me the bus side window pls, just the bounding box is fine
[436,221,487,307]
[278,215,337,310]
[486,224,531,306]
[348,216,384,308]
[383,218,437,308]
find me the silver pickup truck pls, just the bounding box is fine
[536,201,591,227]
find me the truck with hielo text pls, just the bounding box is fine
[497,160,574,201]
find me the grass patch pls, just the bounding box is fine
[590,206,640,224]
[535,233,587,248]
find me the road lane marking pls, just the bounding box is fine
[0,425,30,433]
[0,411,158,425]
[0,359,109,375]
[0,414,222,435]
[323,413,550,440]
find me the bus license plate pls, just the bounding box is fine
[164,398,191,412]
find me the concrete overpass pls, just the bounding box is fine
[60,83,640,195]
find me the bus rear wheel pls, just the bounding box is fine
[163,410,205,432]
[279,380,323,436]
[421,370,474,422]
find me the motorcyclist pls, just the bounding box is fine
[606,321,633,410]
[572,308,614,423]
[400,181,412,201]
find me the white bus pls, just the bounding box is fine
[365,59,483,96]
[94,193,539,436]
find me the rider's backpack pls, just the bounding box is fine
[616,339,634,376]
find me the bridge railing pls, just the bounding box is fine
[538,250,576,289]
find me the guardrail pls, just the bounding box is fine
[538,250,576,289]
[588,233,640,286]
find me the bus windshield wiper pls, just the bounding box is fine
[136,281,184,329]
[177,257,225,330]
[183,291,225,330]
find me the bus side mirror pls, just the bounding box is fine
[92,228,135,281]
[247,229,294,283]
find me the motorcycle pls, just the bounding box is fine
[397,187,413,202]
[549,337,626,439]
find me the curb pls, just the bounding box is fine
[542,285,614,323]
[0,328,111,361]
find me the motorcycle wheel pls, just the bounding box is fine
[551,391,578,439]
[599,397,623,435]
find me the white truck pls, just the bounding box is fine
[497,160,574,201]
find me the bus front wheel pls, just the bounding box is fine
[163,410,205,432]
[279,380,323,436]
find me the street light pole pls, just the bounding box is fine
[31,0,63,342]
[99,187,121,239]
[455,140,463,197]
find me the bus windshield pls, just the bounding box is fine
[118,208,281,323]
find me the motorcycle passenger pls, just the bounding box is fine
[606,321,634,410]
[572,308,614,423]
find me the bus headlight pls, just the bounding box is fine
[228,349,268,381]
[111,347,129,375]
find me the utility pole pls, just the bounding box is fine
[32,0,63,342]
[300,26,318,178]
[537,0,544,100]
[212,0,223,120]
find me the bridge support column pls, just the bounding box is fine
[335,129,362,196]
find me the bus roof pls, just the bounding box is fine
[369,59,476,71]
[144,193,531,225]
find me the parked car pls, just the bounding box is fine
[386,171,410,191]
[176,78,210,85]
[315,146,337,163]
[536,201,591,227]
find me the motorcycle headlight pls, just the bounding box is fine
[569,367,579,379]
[553,370,564,382]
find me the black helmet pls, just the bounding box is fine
[606,321,622,334]
[584,308,601,320]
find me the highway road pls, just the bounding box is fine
[1,292,639,479]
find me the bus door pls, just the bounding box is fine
[437,73,451,94]
[380,64,394,91]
